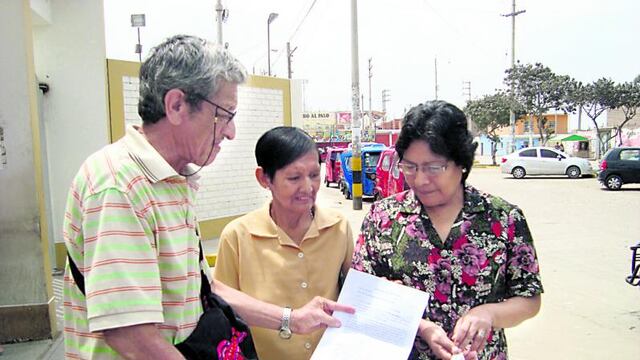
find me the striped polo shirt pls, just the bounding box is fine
[63,125,211,359]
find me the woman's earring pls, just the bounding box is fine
[462,168,468,173]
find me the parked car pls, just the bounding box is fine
[500,146,592,179]
[374,147,407,200]
[340,143,386,199]
[324,146,346,187]
[598,147,640,190]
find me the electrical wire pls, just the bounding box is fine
[271,0,319,69]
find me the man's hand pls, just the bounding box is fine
[290,296,355,334]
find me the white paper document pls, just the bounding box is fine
[311,269,430,360]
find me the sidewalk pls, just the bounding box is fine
[1,271,65,360]
[1,334,63,360]
[474,154,499,167]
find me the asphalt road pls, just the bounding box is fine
[317,165,640,360]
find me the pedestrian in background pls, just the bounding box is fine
[353,100,543,360]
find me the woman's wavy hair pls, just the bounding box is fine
[395,100,478,183]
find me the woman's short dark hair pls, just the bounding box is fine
[255,127,318,180]
[395,100,478,183]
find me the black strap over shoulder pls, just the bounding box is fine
[68,252,86,295]
[67,240,209,302]
[198,241,213,305]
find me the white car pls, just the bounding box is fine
[500,147,592,179]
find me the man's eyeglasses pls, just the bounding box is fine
[398,162,448,177]
[199,97,236,124]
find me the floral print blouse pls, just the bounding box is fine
[352,185,543,360]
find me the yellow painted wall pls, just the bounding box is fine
[497,113,569,135]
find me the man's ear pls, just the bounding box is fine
[164,89,189,126]
[255,167,271,189]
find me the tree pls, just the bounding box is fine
[504,63,572,146]
[613,81,640,146]
[565,79,586,129]
[577,78,619,157]
[464,92,522,165]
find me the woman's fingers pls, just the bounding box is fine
[451,319,471,348]
[322,297,355,315]
[469,328,488,353]
[452,306,493,352]
[419,321,458,360]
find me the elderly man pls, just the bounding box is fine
[63,35,351,359]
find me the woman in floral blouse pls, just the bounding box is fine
[352,100,543,360]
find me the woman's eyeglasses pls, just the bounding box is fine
[199,97,236,124]
[398,162,448,177]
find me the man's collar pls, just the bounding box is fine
[124,125,200,184]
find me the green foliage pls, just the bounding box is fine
[576,78,618,155]
[464,92,522,164]
[465,93,511,141]
[504,62,572,145]
[612,81,640,146]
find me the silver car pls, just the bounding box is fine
[500,146,592,179]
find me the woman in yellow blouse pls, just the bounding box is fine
[214,126,354,360]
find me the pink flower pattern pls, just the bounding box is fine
[352,185,543,360]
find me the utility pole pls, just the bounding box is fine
[368,58,374,139]
[382,89,391,129]
[215,0,223,45]
[434,57,439,100]
[463,81,476,133]
[286,42,297,79]
[462,81,471,102]
[350,0,362,210]
[502,0,526,153]
[368,58,373,117]
[382,89,391,115]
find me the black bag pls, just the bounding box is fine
[175,242,258,359]
[67,242,258,360]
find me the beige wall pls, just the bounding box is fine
[0,0,58,342]
[33,0,109,271]
[607,108,640,128]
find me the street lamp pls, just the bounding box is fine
[267,12,279,76]
[131,14,146,62]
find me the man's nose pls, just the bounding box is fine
[223,120,236,140]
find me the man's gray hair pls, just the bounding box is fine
[138,34,247,124]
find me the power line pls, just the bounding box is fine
[271,0,319,71]
[288,0,319,43]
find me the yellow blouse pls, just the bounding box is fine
[213,203,354,360]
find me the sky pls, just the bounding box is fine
[104,0,640,118]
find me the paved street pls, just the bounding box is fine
[318,165,640,359]
[10,164,639,360]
